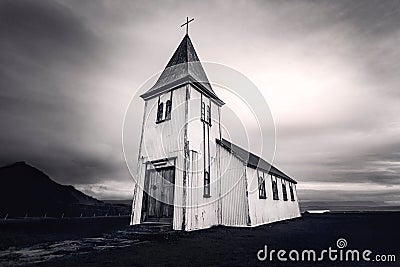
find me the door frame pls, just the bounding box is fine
[141,158,176,223]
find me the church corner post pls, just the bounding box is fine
[181,84,190,231]
[130,100,148,226]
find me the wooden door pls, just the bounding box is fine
[142,167,175,222]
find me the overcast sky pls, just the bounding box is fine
[1,0,399,207]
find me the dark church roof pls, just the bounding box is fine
[140,34,224,105]
[217,138,297,184]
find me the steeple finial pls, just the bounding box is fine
[181,17,194,35]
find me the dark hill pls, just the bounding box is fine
[0,162,130,218]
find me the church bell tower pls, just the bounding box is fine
[130,20,224,230]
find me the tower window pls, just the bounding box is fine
[201,101,211,125]
[165,100,172,120]
[201,102,205,121]
[282,183,288,201]
[207,104,211,125]
[204,170,210,197]
[258,174,266,199]
[156,92,173,124]
[156,102,164,123]
[201,95,211,198]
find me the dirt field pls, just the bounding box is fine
[0,213,399,266]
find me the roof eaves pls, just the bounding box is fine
[216,138,297,184]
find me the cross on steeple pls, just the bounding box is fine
[181,17,194,35]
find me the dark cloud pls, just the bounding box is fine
[0,0,122,185]
[0,0,399,203]
[327,143,400,185]
[298,188,400,207]
[0,0,100,75]
[276,137,400,187]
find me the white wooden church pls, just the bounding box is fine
[130,29,301,231]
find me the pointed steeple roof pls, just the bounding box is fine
[140,34,224,105]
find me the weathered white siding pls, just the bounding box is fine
[131,85,188,230]
[140,87,187,161]
[218,146,249,227]
[185,85,221,231]
[185,150,219,230]
[246,167,301,226]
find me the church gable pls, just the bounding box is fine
[140,34,224,105]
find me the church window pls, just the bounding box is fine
[165,99,172,120]
[156,102,164,123]
[282,182,288,201]
[204,170,210,197]
[201,102,205,121]
[207,104,211,125]
[200,99,211,125]
[258,174,266,199]
[289,184,295,201]
[271,176,279,200]
[201,95,211,198]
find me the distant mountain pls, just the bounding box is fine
[0,162,130,218]
[102,199,132,206]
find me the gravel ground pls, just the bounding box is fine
[0,213,399,266]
